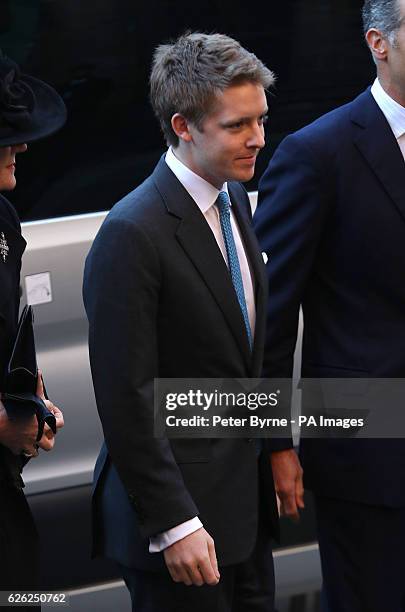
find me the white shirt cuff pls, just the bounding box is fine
[149,517,203,553]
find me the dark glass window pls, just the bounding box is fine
[1,0,374,221]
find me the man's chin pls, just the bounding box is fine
[233,168,255,183]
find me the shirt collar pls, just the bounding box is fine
[371,78,405,139]
[165,146,228,214]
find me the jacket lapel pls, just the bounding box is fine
[152,158,256,370]
[351,89,405,224]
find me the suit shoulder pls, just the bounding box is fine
[87,175,165,267]
[267,93,370,177]
[106,175,163,227]
[296,100,352,140]
[284,91,368,153]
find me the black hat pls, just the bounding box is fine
[0,51,66,147]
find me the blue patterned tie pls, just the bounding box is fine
[216,191,253,348]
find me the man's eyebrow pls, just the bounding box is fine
[221,110,269,125]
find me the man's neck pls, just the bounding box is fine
[171,146,222,190]
[377,73,405,108]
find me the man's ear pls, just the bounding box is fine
[171,114,193,143]
[366,28,389,62]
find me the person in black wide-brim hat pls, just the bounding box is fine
[0,52,66,605]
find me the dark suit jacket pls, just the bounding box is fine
[254,89,405,508]
[0,195,26,488]
[83,157,278,571]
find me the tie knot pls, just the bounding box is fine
[216,191,230,215]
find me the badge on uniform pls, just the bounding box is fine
[0,231,9,262]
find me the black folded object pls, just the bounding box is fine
[1,305,56,441]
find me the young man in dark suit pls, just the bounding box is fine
[83,32,300,612]
[254,1,405,610]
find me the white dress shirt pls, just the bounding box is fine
[149,147,256,553]
[371,78,405,160]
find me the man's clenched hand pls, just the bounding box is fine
[163,527,220,586]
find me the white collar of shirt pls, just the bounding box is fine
[165,146,229,213]
[371,78,405,139]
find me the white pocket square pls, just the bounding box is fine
[262,252,268,264]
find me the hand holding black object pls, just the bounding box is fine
[35,370,64,452]
[2,305,56,440]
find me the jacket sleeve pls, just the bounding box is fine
[254,133,331,451]
[83,215,199,538]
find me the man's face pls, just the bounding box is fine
[0,144,27,191]
[184,82,268,189]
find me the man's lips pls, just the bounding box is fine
[236,155,257,163]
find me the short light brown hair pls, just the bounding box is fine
[150,32,275,147]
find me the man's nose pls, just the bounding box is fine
[247,124,265,149]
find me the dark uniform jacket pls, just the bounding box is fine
[0,194,26,487]
[254,89,405,507]
[83,157,278,571]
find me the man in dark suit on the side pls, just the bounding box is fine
[254,1,405,610]
[83,32,302,612]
